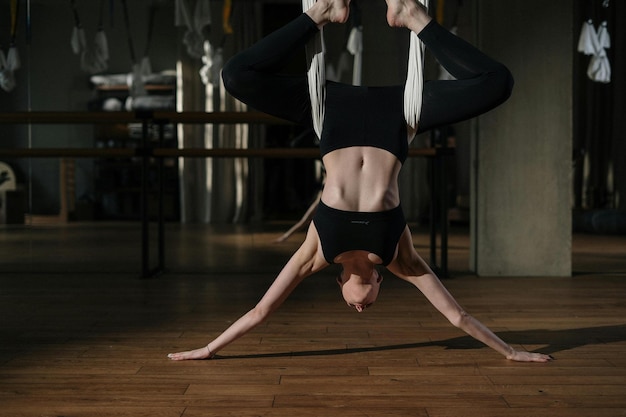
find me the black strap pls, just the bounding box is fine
[120,0,137,64]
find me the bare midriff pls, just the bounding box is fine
[321,146,402,213]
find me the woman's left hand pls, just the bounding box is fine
[507,350,553,363]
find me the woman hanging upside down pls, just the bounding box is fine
[168,0,553,363]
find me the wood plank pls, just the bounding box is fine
[186,381,499,397]
[279,374,492,386]
[504,394,626,408]
[493,384,626,396]
[273,394,509,408]
[368,366,483,376]
[138,365,370,376]
[0,406,185,417]
[182,408,430,417]
[0,394,274,408]
[427,408,626,417]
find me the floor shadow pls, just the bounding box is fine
[214,323,626,360]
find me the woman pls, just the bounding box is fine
[168,0,553,363]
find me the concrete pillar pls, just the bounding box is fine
[471,0,572,276]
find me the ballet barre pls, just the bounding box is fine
[1,111,453,278]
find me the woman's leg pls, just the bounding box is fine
[389,228,553,363]
[387,0,514,133]
[416,20,514,132]
[221,14,319,126]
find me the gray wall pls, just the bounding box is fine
[472,0,572,276]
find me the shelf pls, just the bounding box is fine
[92,79,180,221]
[95,84,175,92]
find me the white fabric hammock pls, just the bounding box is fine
[404,0,429,131]
[302,0,326,138]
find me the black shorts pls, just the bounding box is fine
[313,200,406,266]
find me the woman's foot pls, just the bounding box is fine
[167,345,214,361]
[306,0,351,28]
[386,0,432,33]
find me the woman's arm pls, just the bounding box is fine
[168,224,328,361]
[388,228,553,363]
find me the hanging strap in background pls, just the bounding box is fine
[223,0,233,35]
[143,2,158,58]
[97,0,106,31]
[138,2,158,77]
[120,0,148,97]
[108,0,115,28]
[93,0,109,69]
[7,0,20,69]
[436,0,444,25]
[120,0,137,64]
[70,0,81,29]
[10,0,19,45]
[70,0,87,55]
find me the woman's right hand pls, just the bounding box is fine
[167,345,214,361]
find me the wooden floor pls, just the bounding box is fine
[1,222,626,417]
